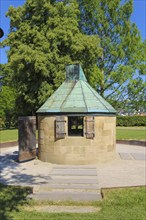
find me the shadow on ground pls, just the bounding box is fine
[0,150,52,186]
[0,150,53,220]
[0,183,31,220]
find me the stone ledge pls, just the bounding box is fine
[0,140,38,148]
[0,141,18,148]
[116,140,146,147]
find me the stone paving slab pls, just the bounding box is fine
[24,205,101,213]
[119,153,133,160]
[50,168,97,176]
[118,152,146,161]
[131,153,146,161]
[54,166,97,169]
[36,188,101,193]
[29,191,102,201]
[34,183,99,190]
[48,178,98,184]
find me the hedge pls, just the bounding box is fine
[116,116,146,126]
[0,117,18,129]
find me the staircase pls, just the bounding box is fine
[29,165,102,201]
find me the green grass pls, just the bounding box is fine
[0,129,18,142]
[0,183,145,220]
[0,127,145,142]
[116,127,145,140]
[0,129,38,143]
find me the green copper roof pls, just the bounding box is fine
[37,64,116,114]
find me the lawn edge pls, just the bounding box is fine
[116,140,146,146]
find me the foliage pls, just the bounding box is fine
[0,183,145,220]
[108,98,146,116]
[0,86,17,128]
[1,0,101,116]
[1,0,145,116]
[0,64,17,128]
[116,116,146,126]
[125,69,146,111]
[0,183,31,220]
[77,0,146,106]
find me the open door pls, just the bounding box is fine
[18,116,36,162]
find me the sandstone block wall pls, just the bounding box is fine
[38,115,116,164]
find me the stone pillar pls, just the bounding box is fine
[18,116,36,162]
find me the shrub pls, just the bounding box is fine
[116,116,146,126]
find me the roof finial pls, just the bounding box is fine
[66,64,87,81]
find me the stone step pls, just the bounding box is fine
[33,183,100,192]
[50,169,97,176]
[54,166,97,169]
[29,166,101,202]
[28,191,102,201]
[35,188,100,193]
[51,176,98,180]
[43,183,99,189]
[46,178,98,184]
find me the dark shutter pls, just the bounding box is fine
[56,116,66,139]
[85,116,95,139]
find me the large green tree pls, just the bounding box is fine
[0,85,16,128]
[2,0,101,115]
[77,0,146,107]
[0,64,17,128]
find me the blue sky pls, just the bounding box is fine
[0,0,146,64]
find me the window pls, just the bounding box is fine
[55,115,95,139]
[68,116,83,136]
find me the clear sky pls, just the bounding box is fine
[0,0,146,64]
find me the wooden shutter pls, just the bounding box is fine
[85,116,95,139]
[56,116,66,139]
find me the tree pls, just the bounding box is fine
[1,0,101,115]
[77,0,146,105]
[0,64,17,128]
[0,86,17,128]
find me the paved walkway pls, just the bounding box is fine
[0,144,145,199]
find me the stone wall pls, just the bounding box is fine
[38,115,116,164]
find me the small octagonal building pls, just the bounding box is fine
[37,64,116,164]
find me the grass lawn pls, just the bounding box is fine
[0,183,145,220]
[0,129,38,143]
[1,127,145,142]
[0,129,18,142]
[116,127,145,140]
